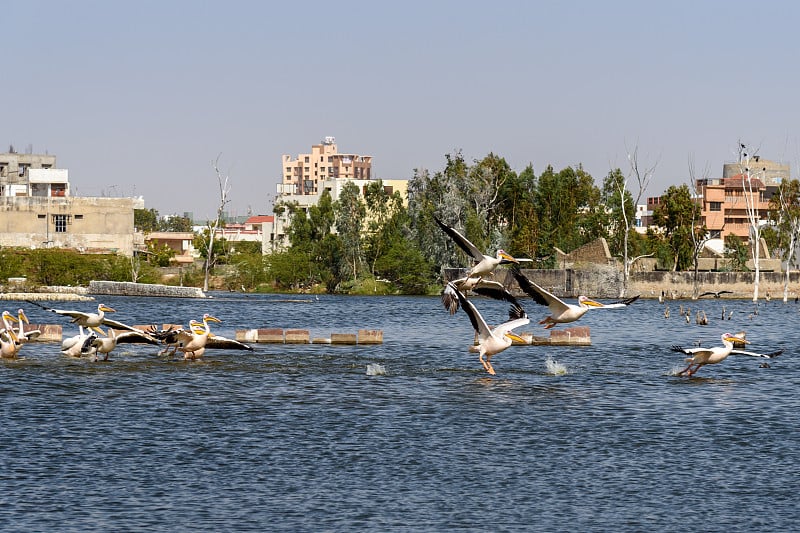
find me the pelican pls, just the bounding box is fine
[81,327,161,361]
[61,326,98,358]
[441,276,520,315]
[509,265,639,329]
[178,314,222,360]
[3,308,41,344]
[148,320,252,358]
[31,301,140,336]
[671,333,782,377]
[698,290,733,298]
[433,215,525,279]
[0,327,21,359]
[444,282,529,375]
[695,310,708,325]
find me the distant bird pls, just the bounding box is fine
[664,305,670,319]
[698,290,733,299]
[433,215,526,280]
[509,265,639,329]
[671,333,782,377]
[444,282,528,375]
[659,290,665,304]
[695,310,708,325]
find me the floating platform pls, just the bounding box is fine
[0,293,94,302]
[235,328,383,345]
[478,326,591,346]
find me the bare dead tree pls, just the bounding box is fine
[204,154,231,292]
[737,141,763,302]
[687,156,713,299]
[620,144,657,296]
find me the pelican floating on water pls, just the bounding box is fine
[2,309,40,344]
[509,265,639,328]
[671,333,782,376]
[444,282,529,375]
[0,322,22,359]
[434,215,526,280]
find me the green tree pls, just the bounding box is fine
[724,234,750,271]
[334,181,366,281]
[766,178,800,301]
[652,184,701,271]
[134,208,159,233]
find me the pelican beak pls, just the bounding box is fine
[19,310,29,324]
[205,315,222,323]
[581,298,604,308]
[727,334,750,344]
[505,332,527,344]
[100,305,116,313]
[498,250,518,263]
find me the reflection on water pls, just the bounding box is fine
[0,293,798,531]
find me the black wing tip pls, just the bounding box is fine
[670,345,687,353]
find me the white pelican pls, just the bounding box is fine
[0,327,21,359]
[2,309,41,344]
[81,327,161,361]
[509,265,639,329]
[148,320,252,357]
[671,333,782,377]
[434,215,524,279]
[61,326,98,358]
[444,282,529,375]
[441,277,520,315]
[178,314,222,360]
[32,302,140,336]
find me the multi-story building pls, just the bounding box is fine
[279,137,372,196]
[0,150,143,255]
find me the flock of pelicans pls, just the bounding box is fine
[0,215,786,376]
[432,215,783,377]
[0,303,252,362]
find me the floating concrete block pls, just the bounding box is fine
[312,337,331,344]
[357,329,383,344]
[285,329,310,344]
[236,329,260,343]
[331,333,357,345]
[28,324,62,342]
[256,328,284,343]
[547,326,591,346]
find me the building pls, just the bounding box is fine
[279,137,372,197]
[0,150,143,255]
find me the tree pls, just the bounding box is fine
[203,154,231,292]
[687,156,712,299]
[652,184,701,271]
[134,208,159,233]
[767,178,800,301]
[724,234,749,271]
[736,142,765,301]
[334,181,366,281]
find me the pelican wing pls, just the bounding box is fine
[593,295,641,309]
[671,345,713,357]
[99,318,141,333]
[112,330,161,345]
[730,348,783,359]
[449,283,491,339]
[493,316,530,338]
[434,215,484,262]
[206,335,254,351]
[509,266,569,314]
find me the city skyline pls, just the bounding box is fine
[7,1,800,219]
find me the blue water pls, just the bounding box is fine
[1,293,798,532]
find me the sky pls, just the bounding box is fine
[7,1,800,220]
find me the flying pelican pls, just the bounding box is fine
[29,301,140,336]
[433,215,525,279]
[671,333,782,376]
[81,327,161,361]
[509,265,639,329]
[698,290,733,298]
[441,276,520,315]
[444,282,529,375]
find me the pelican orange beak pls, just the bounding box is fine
[505,332,527,344]
[498,250,518,263]
[579,297,604,308]
[204,315,222,323]
[99,304,116,313]
[725,334,750,344]
[18,310,29,324]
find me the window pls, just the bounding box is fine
[710,202,722,211]
[710,230,721,239]
[38,214,46,219]
[53,214,70,233]
[75,214,84,220]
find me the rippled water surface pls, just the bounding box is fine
[1,292,798,531]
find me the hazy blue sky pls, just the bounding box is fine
[7,1,800,220]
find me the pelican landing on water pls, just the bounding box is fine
[444,282,529,375]
[671,333,783,377]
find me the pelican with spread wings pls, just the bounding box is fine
[509,265,639,328]
[28,301,140,336]
[671,333,782,377]
[444,282,529,375]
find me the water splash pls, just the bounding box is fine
[544,356,568,375]
[366,363,387,376]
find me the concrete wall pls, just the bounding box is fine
[0,196,142,255]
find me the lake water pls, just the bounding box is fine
[1,292,798,532]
